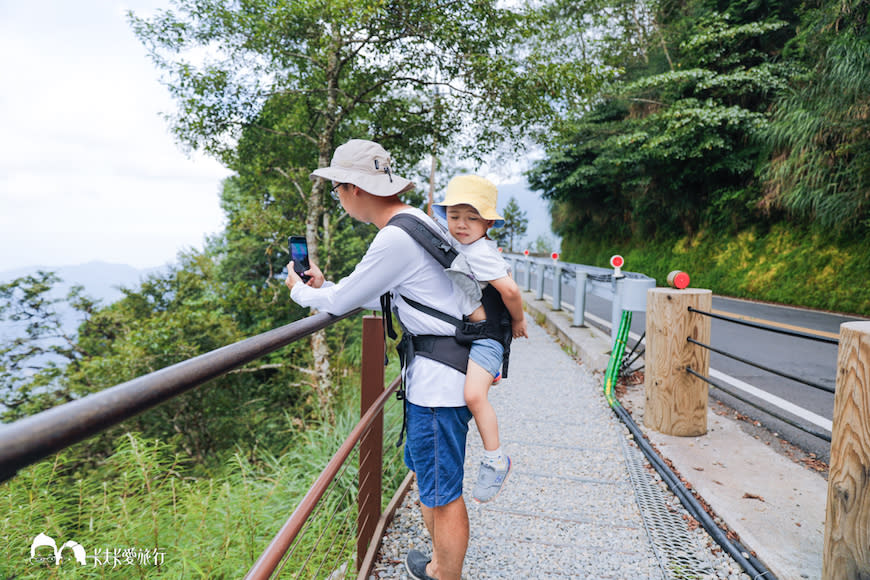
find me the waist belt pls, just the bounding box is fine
[410,335,470,374]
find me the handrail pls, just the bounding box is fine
[245,375,400,579]
[688,306,839,344]
[0,308,362,483]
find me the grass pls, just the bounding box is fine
[561,222,870,316]
[1,380,407,578]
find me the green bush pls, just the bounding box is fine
[1,392,407,579]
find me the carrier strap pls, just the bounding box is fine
[387,213,457,267]
[401,295,464,328]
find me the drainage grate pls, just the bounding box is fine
[619,431,717,579]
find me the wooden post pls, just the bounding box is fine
[357,316,385,572]
[823,321,870,579]
[644,288,712,436]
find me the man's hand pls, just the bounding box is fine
[285,261,325,291]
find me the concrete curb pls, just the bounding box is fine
[522,292,827,580]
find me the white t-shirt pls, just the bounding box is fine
[452,237,510,316]
[290,207,467,407]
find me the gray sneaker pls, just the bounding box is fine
[472,456,511,503]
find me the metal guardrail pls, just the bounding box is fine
[505,253,656,344]
[0,308,362,483]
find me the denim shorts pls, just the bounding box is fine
[469,338,503,378]
[403,402,473,508]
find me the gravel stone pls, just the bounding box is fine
[369,320,754,579]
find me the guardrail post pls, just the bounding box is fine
[823,321,870,579]
[536,262,546,300]
[644,288,712,436]
[573,271,587,327]
[358,315,385,572]
[552,263,563,310]
[524,258,533,292]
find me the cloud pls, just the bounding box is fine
[0,0,231,270]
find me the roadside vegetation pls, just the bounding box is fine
[562,223,870,316]
[529,0,868,316]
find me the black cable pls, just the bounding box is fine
[620,349,646,378]
[688,307,839,344]
[612,404,775,579]
[686,367,832,442]
[620,332,645,376]
[687,337,835,394]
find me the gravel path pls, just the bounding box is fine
[369,320,752,579]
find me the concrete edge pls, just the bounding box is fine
[521,292,827,580]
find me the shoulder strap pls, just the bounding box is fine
[402,295,463,328]
[385,212,465,329]
[387,212,458,268]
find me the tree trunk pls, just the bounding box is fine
[305,32,344,424]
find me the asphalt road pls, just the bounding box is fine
[581,292,865,465]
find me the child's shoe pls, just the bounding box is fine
[472,456,511,503]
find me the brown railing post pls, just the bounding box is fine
[358,315,385,572]
[823,321,870,579]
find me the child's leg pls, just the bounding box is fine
[464,359,500,451]
[466,339,511,503]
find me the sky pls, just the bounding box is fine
[0,1,555,273]
[0,0,231,272]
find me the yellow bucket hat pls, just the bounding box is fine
[434,175,505,227]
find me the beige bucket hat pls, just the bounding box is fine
[434,175,505,227]
[310,139,415,197]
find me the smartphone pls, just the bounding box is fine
[289,236,311,282]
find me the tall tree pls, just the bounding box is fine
[129,0,600,416]
[529,0,797,244]
[490,196,528,252]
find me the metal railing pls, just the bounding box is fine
[685,306,835,442]
[0,308,359,483]
[0,310,407,579]
[505,253,655,343]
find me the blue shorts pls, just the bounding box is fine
[469,338,503,378]
[403,402,473,508]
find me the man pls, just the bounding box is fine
[285,139,472,580]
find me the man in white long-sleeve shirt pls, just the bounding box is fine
[285,139,471,580]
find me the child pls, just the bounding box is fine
[434,175,528,503]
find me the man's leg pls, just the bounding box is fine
[404,403,472,580]
[421,496,469,580]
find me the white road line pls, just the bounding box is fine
[578,307,833,432]
[708,368,833,432]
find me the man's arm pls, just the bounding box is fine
[288,226,415,314]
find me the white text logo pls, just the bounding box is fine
[30,533,86,565]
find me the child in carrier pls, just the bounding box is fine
[433,175,528,503]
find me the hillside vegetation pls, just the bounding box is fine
[562,223,870,316]
[529,0,868,318]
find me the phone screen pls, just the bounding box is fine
[289,237,311,282]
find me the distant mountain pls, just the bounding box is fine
[0,261,162,306]
[0,261,164,342]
